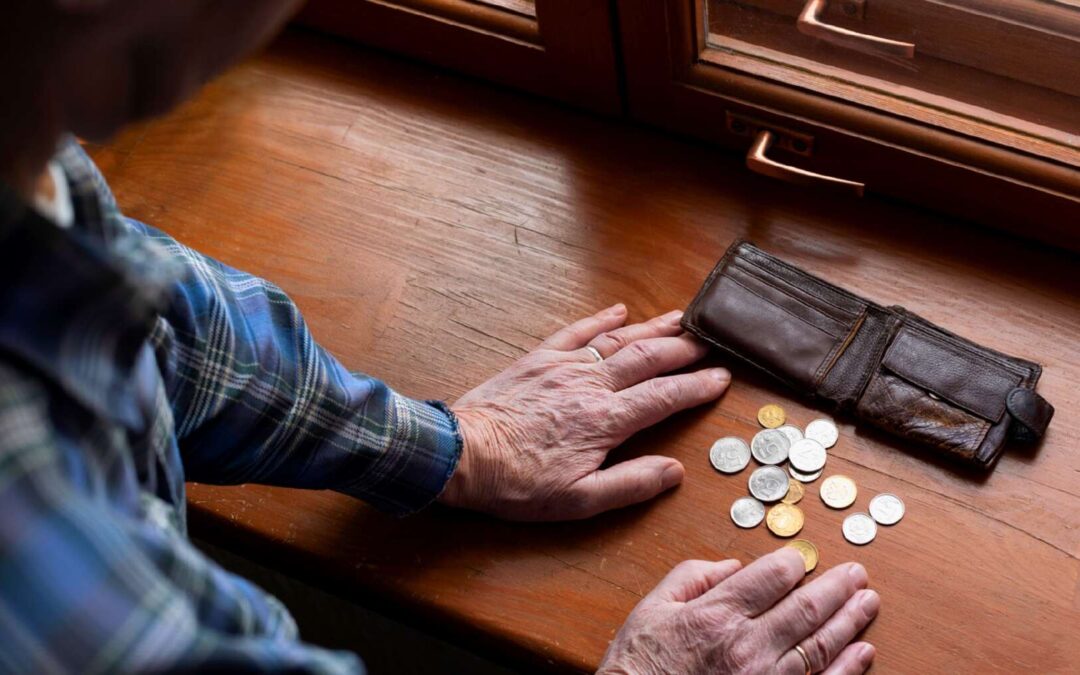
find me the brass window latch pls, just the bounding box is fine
[727,113,866,197]
[797,0,916,59]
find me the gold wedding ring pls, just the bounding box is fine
[794,644,812,674]
[584,345,604,363]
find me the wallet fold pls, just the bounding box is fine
[682,240,1054,469]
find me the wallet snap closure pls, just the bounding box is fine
[1006,388,1055,442]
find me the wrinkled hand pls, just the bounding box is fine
[439,304,729,521]
[598,548,879,675]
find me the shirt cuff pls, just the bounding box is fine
[335,394,463,516]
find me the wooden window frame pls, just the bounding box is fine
[296,0,622,114]
[617,0,1080,249]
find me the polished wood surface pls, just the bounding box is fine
[89,29,1080,674]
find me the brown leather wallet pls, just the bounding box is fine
[682,240,1054,469]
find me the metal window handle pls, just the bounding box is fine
[797,0,915,59]
[746,130,866,197]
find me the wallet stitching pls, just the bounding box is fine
[730,254,864,324]
[736,246,867,318]
[735,254,863,322]
[684,239,745,324]
[681,322,803,391]
[814,310,866,389]
[852,312,903,411]
[899,312,1037,380]
[723,265,845,338]
[723,274,843,341]
[884,326,1020,421]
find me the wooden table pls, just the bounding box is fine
[90,29,1080,674]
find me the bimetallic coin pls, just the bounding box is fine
[730,497,766,528]
[805,418,839,449]
[789,465,823,483]
[766,503,805,538]
[749,465,790,502]
[842,513,878,545]
[757,404,786,429]
[785,539,819,573]
[781,479,804,505]
[819,475,858,509]
[751,429,791,465]
[869,493,906,525]
[789,438,827,473]
[777,425,804,446]
[710,437,751,474]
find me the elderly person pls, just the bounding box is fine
[0,1,879,673]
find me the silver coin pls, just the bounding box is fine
[750,429,791,465]
[710,437,751,474]
[869,493,906,525]
[789,465,823,483]
[805,418,839,449]
[748,465,790,502]
[776,425,803,446]
[730,496,766,528]
[842,513,878,545]
[789,438,827,473]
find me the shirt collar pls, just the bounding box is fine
[0,139,182,432]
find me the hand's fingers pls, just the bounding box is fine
[775,589,879,674]
[699,547,806,616]
[616,368,730,432]
[821,642,876,675]
[537,304,627,351]
[647,559,744,604]
[587,309,684,359]
[759,562,869,649]
[600,335,709,390]
[562,455,684,519]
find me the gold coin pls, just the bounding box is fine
[785,539,820,573]
[757,404,786,429]
[819,474,858,509]
[781,479,804,505]
[766,503,805,538]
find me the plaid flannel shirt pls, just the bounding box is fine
[0,139,463,673]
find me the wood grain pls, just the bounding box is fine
[89,28,1080,674]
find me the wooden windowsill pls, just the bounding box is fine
[90,27,1080,674]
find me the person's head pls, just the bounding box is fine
[1,0,303,191]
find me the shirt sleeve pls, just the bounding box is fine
[0,364,363,674]
[130,219,462,516]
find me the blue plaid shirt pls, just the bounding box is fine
[0,140,463,673]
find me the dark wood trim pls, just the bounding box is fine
[296,0,621,114]
[618,0,1080,249]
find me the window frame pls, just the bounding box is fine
[296,0,622,114]
[617,0,1080,248]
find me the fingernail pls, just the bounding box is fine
[860,589,880,616]
[710,368,731,383]
[663,309,683,323]
[608,303,627,315]
[848,562,868,586]
[660,463,684,489]
[859,643,876,664]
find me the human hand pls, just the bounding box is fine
[597,548,879,674]
[439,304,729,521]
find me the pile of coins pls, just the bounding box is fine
[711,403,905,572]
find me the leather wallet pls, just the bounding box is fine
[681,240,1054,469]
